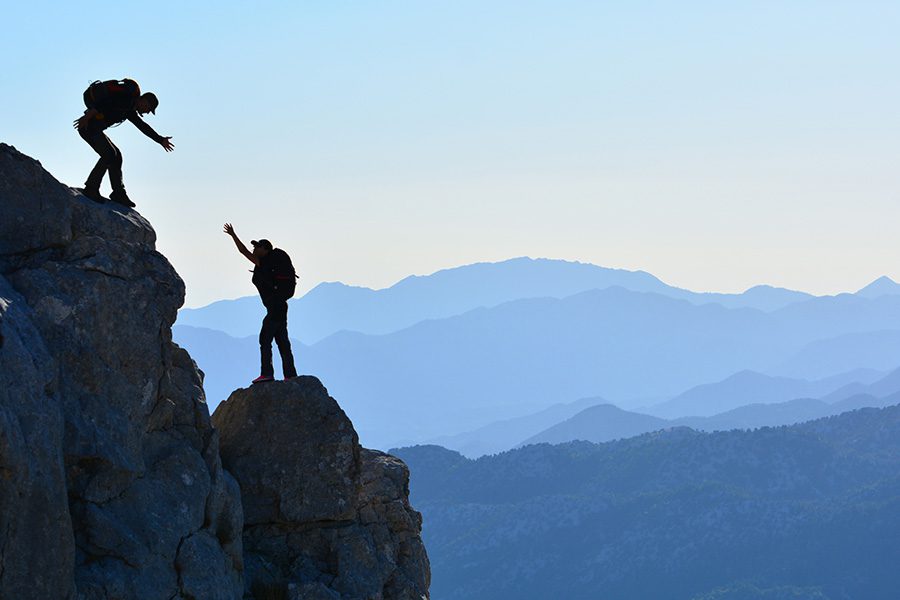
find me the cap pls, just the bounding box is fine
[144,92,159,115]
[251,239,273,251]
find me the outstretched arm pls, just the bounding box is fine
[224,223,259,265]
[127,113,175,152]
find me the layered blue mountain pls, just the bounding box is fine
[425,396,605,458]
[768,329,900,380]
[521,387,900,448]
[175,286,900,448]
[177,257,815,343]
[854,275,900,298]
[648,368,882,418]
[421,369,887,457]
[394,405,900,600]
[519,403,669,446]
[521,368,900,447]
[822,365,900,402]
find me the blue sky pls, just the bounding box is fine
[4,1,900,306]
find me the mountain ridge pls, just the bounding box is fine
[519,368,900,449]
[175,284,900,448]
[178,256,818,343]
[394,405,900,600]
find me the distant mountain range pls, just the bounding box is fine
[175,285,900,448]
[179,259,900,345]
[178,257,827,343]
[394,405,900,600]
[425,396,605,458]
[822,365,900,402]
[522,387,900,448]
[423,368,898,455]
[520,403,669,446]
[172,259,900,448]
[766,329,900,380]
[647,368,884,418]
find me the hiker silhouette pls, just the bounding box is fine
[224,223,299,383]
[74,78,174,207]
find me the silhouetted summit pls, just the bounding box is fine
[855,275,900,298]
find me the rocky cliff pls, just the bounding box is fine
[0,143,429,599]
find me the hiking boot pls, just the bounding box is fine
[109,189,136,208]
[78,187,107,203]
[252,375,275,384]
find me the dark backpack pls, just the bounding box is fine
[83,78,140,109]
[269,248,298,300]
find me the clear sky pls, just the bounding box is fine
[4,1,899,307]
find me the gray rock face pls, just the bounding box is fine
[213,378,431,600]
[0,143,430,599]
[0,277,74,599]
[213,378,360,527]
[0,143,243,599]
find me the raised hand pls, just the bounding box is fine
[160,137,175,152]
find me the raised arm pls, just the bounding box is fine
[224,223,259,265]
[127,113,175,151]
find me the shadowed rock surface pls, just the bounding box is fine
[214,378,430,600]
[0,143,430,599]
[0,142,243,599]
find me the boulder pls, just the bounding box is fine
[214,379,431,600]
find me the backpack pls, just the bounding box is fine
[83,78,140,109]
[269,248,298,300]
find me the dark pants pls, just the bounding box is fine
[259,299,297,378]
[80,124,125,192]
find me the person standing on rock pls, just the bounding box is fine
[73,78,174,208]
[224,223,299,383]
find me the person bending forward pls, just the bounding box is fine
[73,78,174,207]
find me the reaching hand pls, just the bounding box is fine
[160,137,175,152]
[74,109,98,132]
[224,223,236,237]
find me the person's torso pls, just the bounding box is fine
[252,250,295,303]
[86,80,140,128]
[252,253,278,303]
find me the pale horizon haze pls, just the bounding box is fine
[4,1,899,307]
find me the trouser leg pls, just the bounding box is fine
[85,156,106,191]
[81,133,108,190]
[107,139,124,192]
[259,310,276,378]
[272,302,297,378]
[80,127,121,191]
[261,300,296,378]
